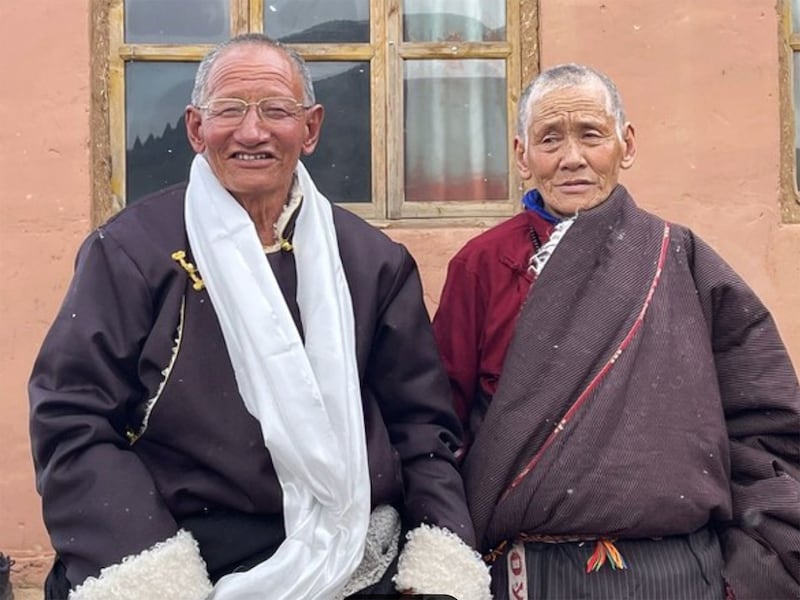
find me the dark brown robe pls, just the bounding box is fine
[29,183,474,589]
[463,185,800,599]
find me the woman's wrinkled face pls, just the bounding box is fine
[515,83,636,217]
[185,44,323,207]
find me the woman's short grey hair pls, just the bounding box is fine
[190,33,315,107]
[517,63,626,140]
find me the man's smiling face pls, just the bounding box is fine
[185,44,322,207]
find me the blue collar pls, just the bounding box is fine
[521,189,561,224]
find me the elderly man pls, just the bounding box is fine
[30,34,490,600]
[433,63,800,599]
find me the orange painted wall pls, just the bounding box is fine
[1,0,798,589]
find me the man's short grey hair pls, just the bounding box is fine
[517,63,626,140]
[190,33,315,107]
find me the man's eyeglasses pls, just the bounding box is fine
[197,97,309,125]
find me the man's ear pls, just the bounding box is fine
[514,135,532,180]
[620,122,636,170]
[185,105,206,154]
[301,104,325,155]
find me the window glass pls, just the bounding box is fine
[793,0,800,32]
[403,0,505,42]
[125,0,229,44]
[126,62,196,203]
[404,59,508,202]
[794,53,800,190]
[125,61,371,205]
[112,0,521,218]
[305,62,371,203]
[265,0,369,43]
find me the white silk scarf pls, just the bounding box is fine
[185,154,370,600]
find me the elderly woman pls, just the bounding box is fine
[434,63,800,599]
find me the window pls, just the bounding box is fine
[781,0,800,222]
[92,0,538,225]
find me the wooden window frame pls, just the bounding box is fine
[90,0,539,227]
[779,0,800,223]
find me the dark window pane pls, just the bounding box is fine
[304,62,371,203]
[126,61,369,205]
[403,1,505,42]
[126,62,196,203]
[264,0,369,43]
[404,60,508,202]
[125,0,229,44]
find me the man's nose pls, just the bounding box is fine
[236,105,270,139]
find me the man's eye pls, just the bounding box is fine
[212,105,244,118]
[263,107,293,119]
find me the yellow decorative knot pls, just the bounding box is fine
[171,250,205,291]
[124,426,139,445]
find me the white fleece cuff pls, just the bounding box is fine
[69,529,212,600]
[338,504,401,599]
[393,524,492,600]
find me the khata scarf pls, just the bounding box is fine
[185,154,370,599]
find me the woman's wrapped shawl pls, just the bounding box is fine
[463,185,800,598]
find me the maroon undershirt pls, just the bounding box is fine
[432,209,555,427]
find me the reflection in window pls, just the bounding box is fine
[125,61,371,205]
[265,0,369,43]
[404,60,508,202]
[305,62,371,203]
[403,0,505,42]
[126,62,196,203]
[125,0,229,44]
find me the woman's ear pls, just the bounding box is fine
[514,136,532,180]
[620,122,636,170]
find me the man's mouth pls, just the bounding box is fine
[232,152,274,161]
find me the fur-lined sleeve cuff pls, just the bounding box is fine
[69,529,213,600]
[393,524,491,600]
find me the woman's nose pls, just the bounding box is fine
[560,137,585,168]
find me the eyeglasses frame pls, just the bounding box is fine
[195,96,311,123]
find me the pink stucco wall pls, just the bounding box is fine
[1,0,797,589]
[1,0,92,587]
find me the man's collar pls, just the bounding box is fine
[264,175,303,253]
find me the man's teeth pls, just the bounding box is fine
[236,153,270,160]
